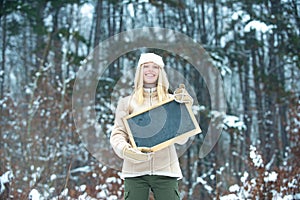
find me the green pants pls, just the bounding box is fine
[124,175,180,200]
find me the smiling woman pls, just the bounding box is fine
[110,52,194,200]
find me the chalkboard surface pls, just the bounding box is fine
[123,98,201,151]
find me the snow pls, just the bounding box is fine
[244,20,274,33]
[60,110,68,120]
[80,3,94,19]
[249,145,264,168]
[222,147,300,200]
[77,184,86,192]
[97,190,107,198]
[220,194,239,200]
[28,189,41,200]
[50,174,57,181]
[240,171,249,183]
[264,171,278,182]
[229,184,240,192]
[196,177,207,185]
[0,171,14,184]
[43,14,53,32]
[223,115,246,131]
[0,171,14,194]
[106,177,121,184]
[231,10,274,34]
[127,3,135,18]
[288,178,298,189]
[204,184,213,193]
[232,10,250,21]
[195,176,214,193]
[0,97,6,105]
[70,166,92,174]
[231,11,241,20]
[60,188,68,197]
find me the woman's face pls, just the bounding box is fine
[143,62,160,85]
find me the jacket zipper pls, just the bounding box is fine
[149,88,153,106]
[149,88,153,174]
[150,157,154,175]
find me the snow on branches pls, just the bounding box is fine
[0,171,14,199]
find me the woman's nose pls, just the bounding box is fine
[149,66,155,71]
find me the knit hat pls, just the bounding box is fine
[133,53,169,104]
[137,53,165,68]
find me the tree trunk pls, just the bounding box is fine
[212,0,219,45]
[93,0,103,70]
[94,0,103,48]
[0,11,7,141]
[200,0,207,44]
[53,9,63,84]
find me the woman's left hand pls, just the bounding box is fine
[138,147,153,153]
[174,84,193,105]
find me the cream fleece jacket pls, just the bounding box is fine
[110,88,185,179]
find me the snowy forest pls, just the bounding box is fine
[0,0,299,199]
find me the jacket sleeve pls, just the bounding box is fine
[110,97,131,159]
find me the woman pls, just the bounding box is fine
[110,53,193,200]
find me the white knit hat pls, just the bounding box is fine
[137,53,165,68]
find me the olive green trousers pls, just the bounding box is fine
[124,175,180,200]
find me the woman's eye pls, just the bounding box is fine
[143,64,159,69]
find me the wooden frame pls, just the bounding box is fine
[122,98,201,152]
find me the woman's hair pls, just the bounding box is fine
[133,53,170,105]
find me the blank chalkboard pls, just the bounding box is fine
[123,98,201,152]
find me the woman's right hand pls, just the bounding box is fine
[123,146,152,163]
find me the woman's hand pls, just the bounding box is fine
[174,84,193,105]
[137,147,153,153]
[123,146,152,163]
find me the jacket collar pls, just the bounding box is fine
[143,87,157,97]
